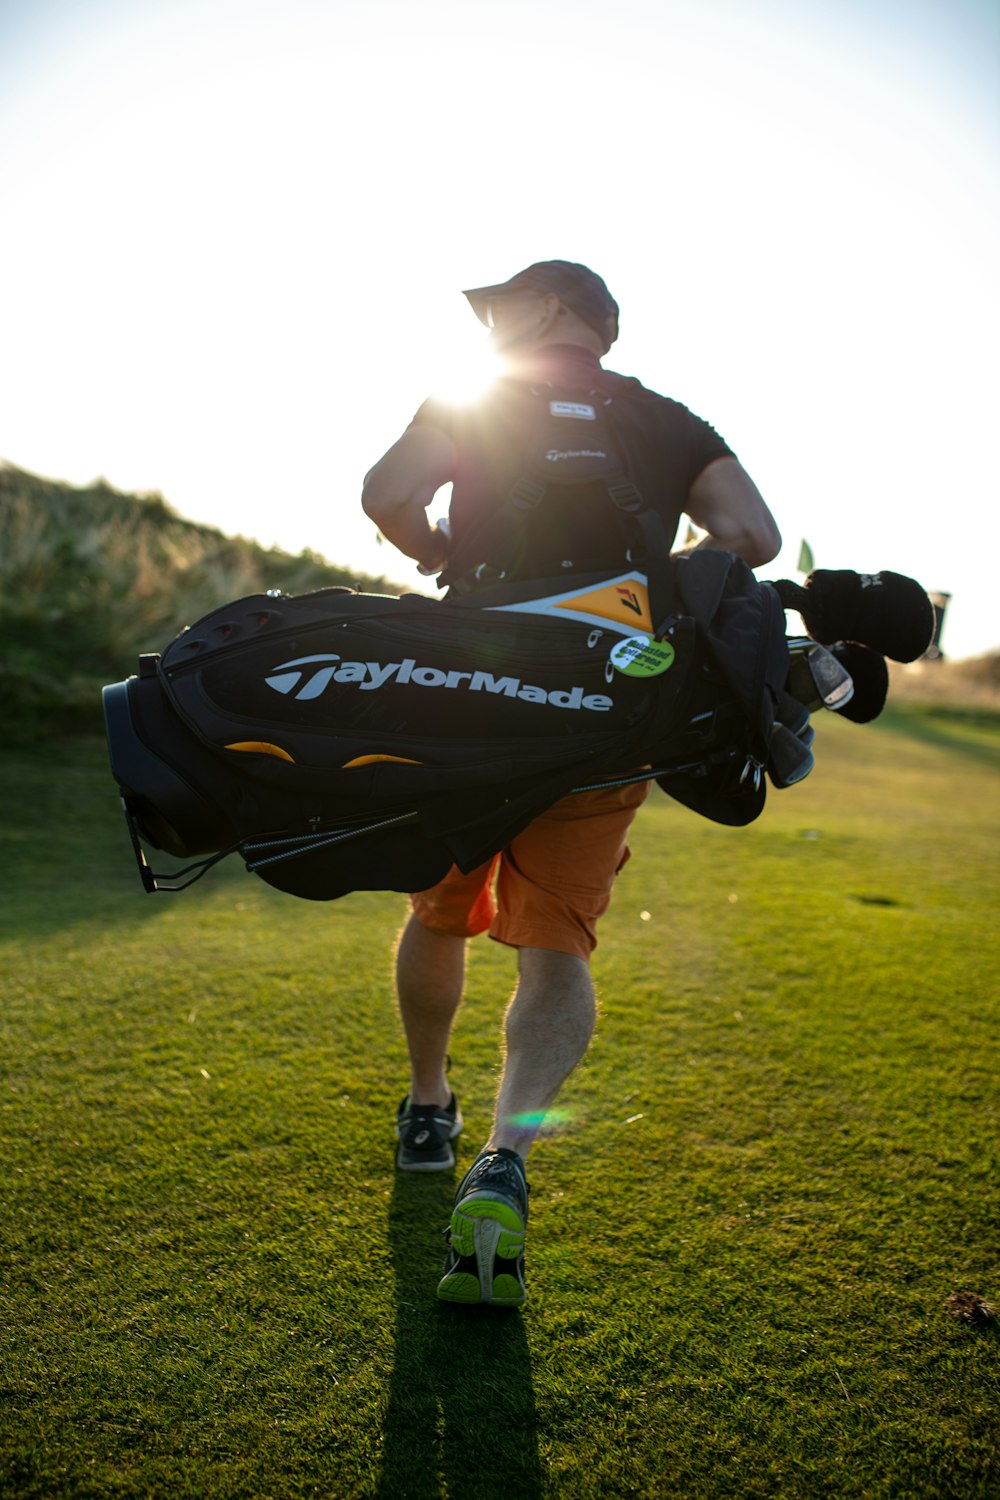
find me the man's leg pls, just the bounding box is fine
[396,912,466,1107]
[437,946,594,1304]
[488,946,595,1159]
[438,785,646,1303]
[397,861,498,1173]
[481,782,650,1157]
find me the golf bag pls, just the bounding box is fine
[103,550,793,900]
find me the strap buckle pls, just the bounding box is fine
[608,481,644,514]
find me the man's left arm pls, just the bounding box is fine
[682,456,782,568]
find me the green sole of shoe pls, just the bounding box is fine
[436,1271,482,1303]
[449,1198,524,1261]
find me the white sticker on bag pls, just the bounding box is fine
[550,401,596,420]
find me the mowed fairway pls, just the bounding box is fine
[1,707,997,1499]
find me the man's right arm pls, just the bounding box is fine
[361,425,458,573]
[682,456,782,568]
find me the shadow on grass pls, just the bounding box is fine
[0,824,198,940]
[378,1171,543,1500]
[876,703,1000,769]
[0,740,253,939]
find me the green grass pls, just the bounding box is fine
[1,709,997,1498]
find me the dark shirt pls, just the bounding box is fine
[410,344,734,583]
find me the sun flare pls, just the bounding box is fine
[425,337,503,405]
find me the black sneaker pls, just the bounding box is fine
[437,1148,529,1307]
[396,1092,463,1172]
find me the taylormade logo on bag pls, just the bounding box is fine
[264,654,614,711]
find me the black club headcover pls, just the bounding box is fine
[827,641,889,722]
[773,569,934,662]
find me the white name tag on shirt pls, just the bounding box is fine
[550,401,596,420]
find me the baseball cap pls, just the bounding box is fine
[462,260,620,351]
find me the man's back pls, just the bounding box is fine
[408,342,735,585]
[363,262,780,578]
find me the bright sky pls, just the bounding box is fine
[1,0,998,659]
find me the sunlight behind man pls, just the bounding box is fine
[424,331,503,405]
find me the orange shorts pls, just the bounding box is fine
[410,779,651,960]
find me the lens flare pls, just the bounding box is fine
[505,1108,573,1134]
[426,341,502,405]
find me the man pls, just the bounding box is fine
[362,261,781,1307]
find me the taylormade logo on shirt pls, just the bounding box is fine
[545,448,608,462]
[264,654,614,712]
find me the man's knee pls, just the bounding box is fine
[512,949,596,1037]
[517,945,592,985]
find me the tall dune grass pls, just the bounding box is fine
[0,464,400,742]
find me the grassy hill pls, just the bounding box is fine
[0,464,401,743]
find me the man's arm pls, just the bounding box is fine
[361,425,458,572]
[681,456,782,568]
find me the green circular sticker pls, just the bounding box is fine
[609,633,676,678]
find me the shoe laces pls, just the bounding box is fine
[462,1150,528,1203]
